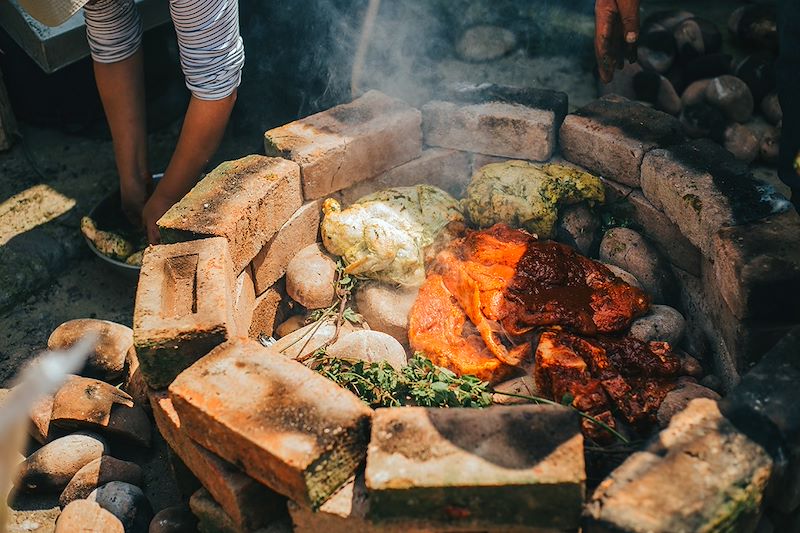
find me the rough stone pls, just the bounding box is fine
[88,481,153,533]
[60,456,142,507]
[423,85,567,162]
[232,266,256,337]
[455,25,517,62]
[168,339,373,509]
[249,280,289,341]
[761,91,782,126]
[275,315,306,339]
[603,263,643,290]
[271,318,365,360]
[285,243,337,310]
[630,305,686,345]
[333,149,472,206]
[724,123,760,163]
[585,399,773,533]
[134,237,236,389]
[599,228,675,304]
[559,95,684,187]
[491,375,539,405]
[710,209,800,321]
[122,348,149,411]
[265,90,422,200]
[252,201,321,295]
[47,319,132,381]
[365,405,584,531]
[158,155,303,274]
[705,75,754,123]
[148,506,198,533]
[656,382,721,426]
[556,203,600,256]
[49,375,151,447]
[355,282,418,346]
[720,327,800,513]
[149,390,285,531]
[681,79,711,107]
[640,139,781,257]
[56,499,124,533]
[29,394,54,444]
[16,432,108,492]
[327,331,408,370]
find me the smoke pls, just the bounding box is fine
[231,0,596,137]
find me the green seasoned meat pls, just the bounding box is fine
[461,161,605,238]
[321,185,465,286]
[81,216,135,261]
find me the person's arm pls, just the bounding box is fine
[141,93,236,243]
[85,0,150,226]
[142,0,245,243]
[595,0,640,83]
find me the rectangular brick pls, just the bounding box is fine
[585,399,772,533]
[169,338,373,509]
[265,90,422,200]
[252,202,321,295]
[365,405,584,531]
[559,95,684,187]
[333,148,472,206]
[700,259,798,373]
[233,266,256,337]
[133,237,235,389]
[423,85,567,162]
[149,390,286,531]
[158,155,303,274]
[711,208,800,321]
[189,488,292,533]
[640,139,781,257]
[248,279,288,341]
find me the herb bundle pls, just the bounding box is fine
[308,352,493,408]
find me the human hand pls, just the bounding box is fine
[141,189,176,244]
[120,173,152,228]
[595,0,640,83]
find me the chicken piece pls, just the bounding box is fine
[81,216,135,261]
[320,185,464,286]
[408,274,516,383]
[462,161,605,238]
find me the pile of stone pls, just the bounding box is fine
[603,6,782,164]
[6,319,196,532]
[115,86,800,531]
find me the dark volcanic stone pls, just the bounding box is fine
[720,327,800,513]
[680,102,727,140]
[729,5,778,52]
[683,53,732,85]
[673,17,722,60]
[638,28,676,73]
[734,53,776,105]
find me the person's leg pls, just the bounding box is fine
[777,0,800,207]
[141,0,244,243]
[84,0,149,226]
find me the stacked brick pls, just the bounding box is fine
[128,88,800,531]
[559,94,800,390]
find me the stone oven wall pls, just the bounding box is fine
[131,87,800,532]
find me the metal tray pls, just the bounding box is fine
[83,174,161,277]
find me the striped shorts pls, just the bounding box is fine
[83,0,245,100]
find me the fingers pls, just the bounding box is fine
[146,220,161,245]
[616,0,640,42]
[595,0,618,83]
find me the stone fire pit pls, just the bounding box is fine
[130,87,800,532]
